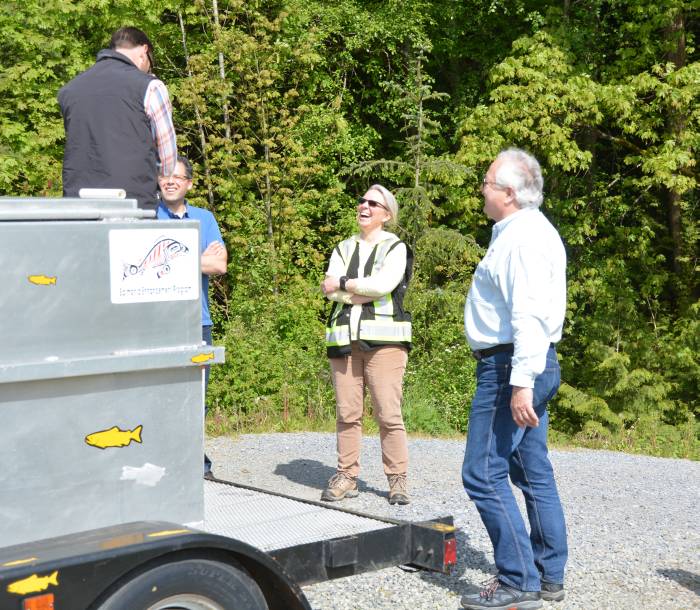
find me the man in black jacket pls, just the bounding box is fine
[58,27,177,211]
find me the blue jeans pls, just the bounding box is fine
[462,347,567,591]
[202,325,212,473]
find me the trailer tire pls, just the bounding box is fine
[96,558,268,610]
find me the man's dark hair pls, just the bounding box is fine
[177,156,193,179]
[109,27,153,50]
[110,27,154,68]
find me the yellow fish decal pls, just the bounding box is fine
[191,352,214,364]
[85,425,143,449]
[147,529,190,538]
[7,570,58,595]
[2,557,37,568]
[28,275,56,286]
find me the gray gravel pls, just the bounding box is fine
[206,432,700,610]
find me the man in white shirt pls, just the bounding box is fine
[460,149,568,610]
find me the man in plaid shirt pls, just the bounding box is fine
[59,27,177,210]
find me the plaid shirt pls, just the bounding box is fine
[144,79,177,176]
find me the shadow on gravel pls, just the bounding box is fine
[658,568,700,596]
[418,528,495,595]
[274,459,387,498]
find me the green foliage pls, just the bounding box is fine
[347,45,472,247]
[3,0,698,459]
[412,226,484,287]
[401,227,483,435]
[0,0,170,194]
[550,382,621,437]
[402,293,477,436]
[454,9,698,457]
[207,279,337,431]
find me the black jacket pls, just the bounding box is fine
[58,50,159,210]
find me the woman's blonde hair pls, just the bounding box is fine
[369,184,398,225]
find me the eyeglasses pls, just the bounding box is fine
[482,178,505,190]
[357,196,388,211]
[160,174,191,183]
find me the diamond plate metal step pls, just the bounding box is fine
[203,480,393,552]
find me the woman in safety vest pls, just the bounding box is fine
[320,184,413,505]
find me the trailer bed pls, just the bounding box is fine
[202,478,455,585]
[204,480,393,551]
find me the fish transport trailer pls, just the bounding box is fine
[0,197,456,609]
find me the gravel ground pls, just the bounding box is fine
[206,432,700,610]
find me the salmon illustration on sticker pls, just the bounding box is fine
[122,237,189,280]
[85,425,143,449]
[27,275,56,286]
[191,352,215,364]
[7,570,58,595]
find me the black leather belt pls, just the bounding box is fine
[471,343,514,361]
[471,342,555,361]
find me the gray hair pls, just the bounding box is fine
[494,148,544,209]
[368,184,398,225]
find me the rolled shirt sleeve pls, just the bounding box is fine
[144,79,177,177]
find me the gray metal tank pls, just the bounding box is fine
[0,198,224,547]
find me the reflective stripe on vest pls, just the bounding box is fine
[325,322,351,347]
[372,292,394,316]
[359,319,412,342]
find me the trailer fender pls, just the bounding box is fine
[0,521,311,610]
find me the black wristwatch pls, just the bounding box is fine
[339,276,348,291]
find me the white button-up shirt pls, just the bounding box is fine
[464,207,566,388]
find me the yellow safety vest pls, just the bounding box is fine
[325,234,412,358]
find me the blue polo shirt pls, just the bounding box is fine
[157,201,223,326]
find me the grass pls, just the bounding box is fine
[207,410,699,461]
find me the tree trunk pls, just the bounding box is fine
[664,10,686,287]
[212,0,232,140]
[253,47,278,294]
[178,11,215,208]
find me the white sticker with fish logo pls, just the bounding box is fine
[109,229,199,303]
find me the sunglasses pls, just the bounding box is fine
[357,196,388,211]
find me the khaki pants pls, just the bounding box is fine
[329,343,409,478]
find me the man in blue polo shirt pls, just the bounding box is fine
[157,155,227,479]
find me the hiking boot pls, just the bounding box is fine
[461,578,542,610]
[320,471,358,501]
[387,473,410,505]
[540,581,565,602]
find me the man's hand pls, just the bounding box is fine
[202,241,226,257]
[510,386,539,428]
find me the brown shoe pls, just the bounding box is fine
[321,471,359,501]
[388,473,410,505]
